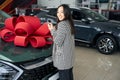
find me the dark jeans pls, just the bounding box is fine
[58,68,73,80]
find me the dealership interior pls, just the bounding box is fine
[0,0,120,80]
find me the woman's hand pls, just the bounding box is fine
[48,22,55,31]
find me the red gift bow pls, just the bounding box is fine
[0,16,53,48]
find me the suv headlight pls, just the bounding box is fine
[0,60,23,80]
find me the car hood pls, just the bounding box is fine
[92,20,120,29]
[0,40,52,63]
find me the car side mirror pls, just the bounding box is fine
[81,18,93,24]
[81,18,90,24]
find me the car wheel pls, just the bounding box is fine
[96,35,117,54]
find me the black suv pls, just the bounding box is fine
[36,7,120,54]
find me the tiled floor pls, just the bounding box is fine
[73,46,120,80]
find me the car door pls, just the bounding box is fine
[71,9,95,43]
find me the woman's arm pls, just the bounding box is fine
[54,21,68,47]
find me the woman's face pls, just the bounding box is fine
[57,6,65,21]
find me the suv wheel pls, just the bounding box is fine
[96,35,117,54]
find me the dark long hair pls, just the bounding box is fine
[56,4,75,34]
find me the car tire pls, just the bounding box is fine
[96,35,117,54]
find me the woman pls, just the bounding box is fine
[48,4,75,80]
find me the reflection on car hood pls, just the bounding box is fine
[0,40,52,63]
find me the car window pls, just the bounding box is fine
[36,10,47,17]
[48,8,57,17]
[72,10,85,20]
[0,10,11,27]
[0,10,11,23]
[82,9,108,21]
[0,14,4,23]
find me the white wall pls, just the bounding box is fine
[37,0,119,10]
[37,0,76,8]
[100,3,108,10]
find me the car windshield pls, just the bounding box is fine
[0,10,11,27]
[81,9,108,22]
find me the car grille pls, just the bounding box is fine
[18,62,57,80]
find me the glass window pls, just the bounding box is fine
[72,10,85,20]
[48,8,57,17]
[0,10,11,22]
[0,13,6,24]
[0,10,11,27]
[82,9,108,21]
[99,0,109,3]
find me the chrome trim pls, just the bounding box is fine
[22,56,52,70]
[75,39,90,43]
[48,72,59,80]
[74,24,90,28]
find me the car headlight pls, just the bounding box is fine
[0,60,23,80]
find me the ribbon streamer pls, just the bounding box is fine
[34,22,50,36]
[15,22,34,36]
[14,36,29,47]
[5,17,17,31]
[30,36,46,48]
[0,29,15,42]
[17,16,41,30]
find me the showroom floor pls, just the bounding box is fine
[73,46,120,80]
